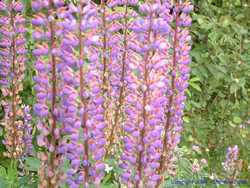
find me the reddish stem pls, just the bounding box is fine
[78,3,90,184]
[156,4,180,188]
[101,0,108,91]
[48,1,57,187]
[10,6,17,158]
[136,13,153,188]
[106,1,129,157]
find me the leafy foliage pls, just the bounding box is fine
[182,0,250,181]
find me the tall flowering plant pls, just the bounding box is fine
[31,0,65,187]
[105,0,138,156]
[0,0,27,159]
[120,1,172,187]
[0,0,193,187]
[222,145,242,187]
[56,1,107,187]
[156,1,193,186]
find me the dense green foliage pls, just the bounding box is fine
[0,0,249,187]
[181,0,250,184]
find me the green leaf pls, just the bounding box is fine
[233,116,242,124]
[25,157,40,172]
[0,166,6,178]
[101,184,117,188]
[229,121,236,128]
[0,127,3,137]
[189,82,202,92]
[219,15,232,27]
[190,77,200,82]
[7,161,18,182]
[62,159,70,173]
[230,83,239,94]
[0,177,8,188]
[183,116,190,123]
[102,173,112,184]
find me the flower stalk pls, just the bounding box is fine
[106,0,130,157]
[32,0,65,187]
[156,1,193,186]
[0,0,26,159]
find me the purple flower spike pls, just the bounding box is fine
[0,0,27,159]
[56,2,107,187]
[155,1,193,186]
[23,106,33,156]
[32,1,67,187]
[223,145,240,174]
[121,1,171,187]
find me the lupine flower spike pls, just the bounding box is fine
[57,1,106,187]
[0,0,26,159]
[106,0,138,156]
[32,0,65,187]
[156,1,193,186]
[23,105,33,156]
[120,1,172,187]
[222,145,242,187]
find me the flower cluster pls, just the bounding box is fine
[191,158,208,173]
[0,0,26,159]
[120,1,172,187]
[31,0,65,187]
[56,2,107,187]
[0,0,193,187]
[23,106,33,156]
[222,145,240,175]
[156,1,193,184]
[222,145,243,186]
[105,0,139,156]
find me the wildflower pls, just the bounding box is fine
[121,2,171,187]
[0,0,26,159]
[32,1,65,187]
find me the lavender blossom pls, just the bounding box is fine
[120,2,171,187]
[0,0,26,159]
[23,106,33,156]
[32,1,65,187]
[223,145,239,175]
[154,1,192,186]
[57,2,106,187]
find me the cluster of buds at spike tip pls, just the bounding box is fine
[31,0,65,187]
[0,0,27,159]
